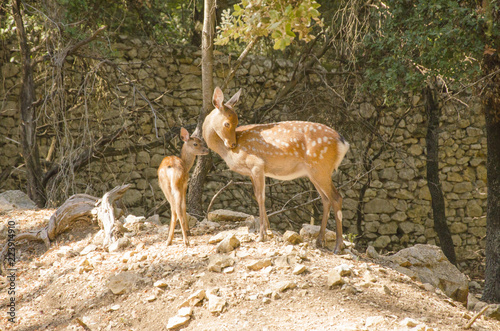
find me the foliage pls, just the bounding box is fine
[216,0,323,50]
[0,0,203,46]
[361,0,490,102]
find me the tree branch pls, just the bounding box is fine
[222,37,260,90]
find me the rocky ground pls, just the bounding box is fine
[1,208,500,331]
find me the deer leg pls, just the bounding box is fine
[316,189,332,249]
[310,176,343,253]
[166,207,177,246]
[178,195,190,247]
[251,170,269,242]
[330,185,344,254]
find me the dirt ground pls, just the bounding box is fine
[1,208,499,331]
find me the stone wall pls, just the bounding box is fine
[0,36,487,262]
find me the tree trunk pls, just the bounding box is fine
[12,0,46,207]
[187,0,215,218]
[482,51,500,303]
[424,85,457,265]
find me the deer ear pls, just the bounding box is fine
[225,88,242,109]
[180,127,190,142]
[213,87,224,110]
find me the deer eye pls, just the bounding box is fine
[193,143,198,147]
[224,122,230,128]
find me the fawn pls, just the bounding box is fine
[158,127,209,246]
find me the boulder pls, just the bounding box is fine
[283,230,303,245]
[386,244,468,303]
[0,190,37,211]
[208,209,252,222]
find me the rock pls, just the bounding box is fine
[123,214,145,224]
[108,237,131,252]
[77,259,94,274]
[108,272,139,295]
[92,230,106,246]
[208,209,252,222]
[299,224,336,242]
[274,256,291,269]
[145,295,156,302]
[0,190,37,211]
[247,258,272,271]
[359,102,375,118]
[207,254,235,272]
[466,201,483,217]
[366,246,380,259]
[178,290,206,308]
[80,244,98,256]
[335,264,354,277]
[154,279,169,289]
[109,304,120,311]
[243,215,259,233]
[283,230,303,245]
[292,264,306,275]
[467,293,479,311]
[186,213,198,228]
[372,235,391,248]
[386,244,469,303]
[216,233,240,253]
[207,291,226,314]
[485,304,500,321]
[166,315,190,329]
[208,232,227,244]
[145,214,161,226]
[273,281,296,292]
[198,219,221,231]
[364,198,395,214]
[399,317,419,327]
[179,74,201,90]
[178,306,193,317]
[379,222,398,235]
[399,221,415,234]
[2,63,20,78]
[379,167,398,181]
[327,270,344,288]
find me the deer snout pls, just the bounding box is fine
[224,140,237,149]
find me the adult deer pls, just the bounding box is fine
[203,87,350,253]
[158,127,209,246]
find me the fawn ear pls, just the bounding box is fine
[225,88,242,109]
[180,127,190,142]
[213,86,224,110]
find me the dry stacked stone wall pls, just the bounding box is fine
[0,36,487,261]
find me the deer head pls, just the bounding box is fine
[209,87,242,149]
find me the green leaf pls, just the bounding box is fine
[285,23,296,37]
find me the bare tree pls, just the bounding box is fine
[187,0,216,219]
[12,0,45,207]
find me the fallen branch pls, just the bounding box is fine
[95,184,130,247]
[465,305,490,329]
[0,185,130,274]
